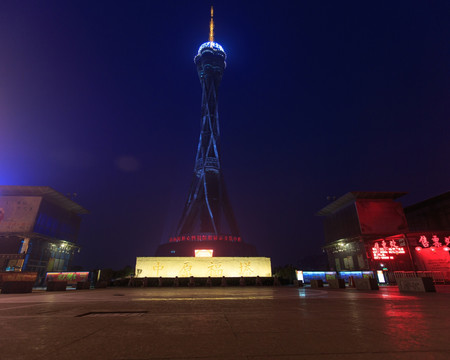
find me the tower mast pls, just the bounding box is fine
[209,6,214,42]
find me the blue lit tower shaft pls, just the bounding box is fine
[175,42,239,237]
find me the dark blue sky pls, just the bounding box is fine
[0,1,448,269]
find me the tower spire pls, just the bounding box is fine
[209,6,214,42]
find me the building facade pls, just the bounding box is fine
[317,192,412,272]
[317,191,450,277]
[404,191,450,275]
[404,191,450,232]
[0,186,88,283]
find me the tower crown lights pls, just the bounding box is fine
[197,41,226,57]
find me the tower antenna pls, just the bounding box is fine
[209,6,214,42]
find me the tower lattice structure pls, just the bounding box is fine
[173,7,239,242]
[157,8,256,256]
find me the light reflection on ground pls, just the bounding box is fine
[0,286,449,359]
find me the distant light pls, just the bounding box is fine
[443,247,450,252]
[195,249,213,257]
[431,247,436,251]
[415,247,422,252]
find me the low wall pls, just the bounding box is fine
[397,277,436,292]
[310,279,324,288]
[0,272,38,294]
[328,279,346,289]
[1,281,34,294]
[47,281,67,291]
[355,278,379,290]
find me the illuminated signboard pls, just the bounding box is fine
[195,249,213,257]
[339,271,374,282]
[296,271,375,283]
[414,235,450,273]
[376,270,386,283]
[136,257,272,278]
[372,239,406,260]
[296,271,337,283]
[46,272,89,285]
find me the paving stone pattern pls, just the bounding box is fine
[1,286,449,359]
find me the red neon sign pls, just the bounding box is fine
[372,240,406,260]
[418,235,450,248]
[169,235,241,243]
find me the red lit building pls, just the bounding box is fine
[317,191,450,277]
[317,192,412,272]
[404,191,450,275]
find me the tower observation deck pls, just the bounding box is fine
[156,8,257,257]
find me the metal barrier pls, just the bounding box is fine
[392,271,448,284]
[386,272,397,284]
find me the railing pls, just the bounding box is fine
[392,271,449,284]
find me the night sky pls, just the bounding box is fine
[1,1,448,270]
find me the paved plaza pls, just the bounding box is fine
[1,286,449,360]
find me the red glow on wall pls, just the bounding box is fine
[414,246,450,272]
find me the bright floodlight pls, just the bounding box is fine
[195,249,213,257]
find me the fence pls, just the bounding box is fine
[392,271,449,284]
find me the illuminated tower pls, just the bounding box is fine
[156,7,256,257]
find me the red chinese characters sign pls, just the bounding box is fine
[169,234,241,242]
[372,240,406,260]
[417,235,450,249]
[414,235,450,272]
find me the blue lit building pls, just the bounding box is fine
[0,186,88,283]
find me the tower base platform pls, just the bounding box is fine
[155,240,258,257]
[136,257,272,278]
